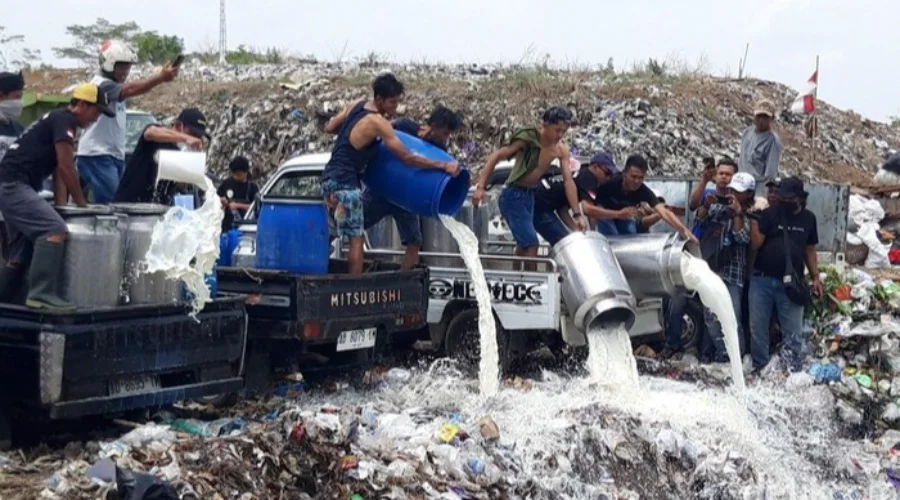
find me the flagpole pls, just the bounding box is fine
[810,55,819,169]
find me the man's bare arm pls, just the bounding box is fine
[559,146,581,214]
[476,141,526,190]
[324,99,365,134]
[376,117,448,170]
[120,64,178,99]
[54,142,86,207]
[750,220,766,250]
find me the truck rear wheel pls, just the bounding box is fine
[444,308,509,375]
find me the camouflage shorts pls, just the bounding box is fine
[321,180,364,238]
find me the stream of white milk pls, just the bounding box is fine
[145,177,223,315]
[680,252,746,390]
[586,323,639,389]
[439,215,500,397]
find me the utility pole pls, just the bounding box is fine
[218,0,227,65]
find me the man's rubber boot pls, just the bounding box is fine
[25,240,76,312]
[0,266,23,303]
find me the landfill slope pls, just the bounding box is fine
[23,63,900,185]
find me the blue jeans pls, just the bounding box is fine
[665,293,688,350]
[362,189,422,246]
[533,209,570,246]
[499,185,538,248]
[748,274,805,370]
[596,218,637,236]
[702,281,743,361]
[77,155,125,204]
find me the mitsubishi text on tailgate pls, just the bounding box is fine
[215,154,429,374]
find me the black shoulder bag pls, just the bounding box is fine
[781,222,811,307]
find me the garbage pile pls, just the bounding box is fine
[805,266,900,437]
[5,359,900,499]
[25,62,899,184]
[846,194,894,268]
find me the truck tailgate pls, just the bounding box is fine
[217,260,428,341]
[0,298,247,419]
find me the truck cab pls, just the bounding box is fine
[216,154,429,388]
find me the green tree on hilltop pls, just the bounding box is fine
[53,18,183,66]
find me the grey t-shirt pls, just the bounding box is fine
[76,74,127,159]
[739,126,782,181]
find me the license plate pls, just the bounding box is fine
[109,375,161,397]
[336,327,377,352]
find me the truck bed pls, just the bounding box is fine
[0,298,247,420]
[216,259,429,344]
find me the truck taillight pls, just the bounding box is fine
[399,313,422,326]
[302,321,322,340]
[39,332,65,405]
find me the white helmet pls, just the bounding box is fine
[99,40,138,73]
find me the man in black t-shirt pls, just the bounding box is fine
[114,108,208,204]
[362,105,462,270]
[593,155,698,243]
[218,156,259,231]
[532,152,617,245]
[0,83,114,310]
[0,72,25,163]
[748,176,822,372]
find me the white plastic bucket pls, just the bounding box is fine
[156,150,208,188]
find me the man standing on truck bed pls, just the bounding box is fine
[528,152,617,244]
[321,73,460,275]
[0,83,114,310]
[114,108,208,204]
[473,107,586,261]
[77,40,179,204]
[361,105,463,270]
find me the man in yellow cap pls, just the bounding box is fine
[0,83,114,310]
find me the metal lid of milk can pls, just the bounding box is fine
[55,204,115,216]
[110,203,170,215]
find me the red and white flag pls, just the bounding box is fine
[790,70,818,115]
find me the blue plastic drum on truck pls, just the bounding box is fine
[218,228,241,267]
[256,197,329,274]
[362,130,470,217]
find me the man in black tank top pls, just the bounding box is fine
[321,74,460,275]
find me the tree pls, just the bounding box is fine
[131,31,184,64]
[0,26,42,71]
[53,18,141,66]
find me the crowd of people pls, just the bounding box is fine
[0,39,824,372]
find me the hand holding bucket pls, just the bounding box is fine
[156,150,208,189]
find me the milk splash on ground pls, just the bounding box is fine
[680,252,746,390]
[145,177,223,315]
[586,323,639,389]
[439,215,500,397]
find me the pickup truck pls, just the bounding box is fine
[216,153,429,390]
[0,298,247,446]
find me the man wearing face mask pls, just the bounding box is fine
[114,107,208,204]
[0,72,25,163]
[749,177,822,372]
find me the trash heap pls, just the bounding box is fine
[806,266,900,436]
[25,62,899,184]
[846,194,894,268]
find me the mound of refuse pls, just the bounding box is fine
[24,62,900,185]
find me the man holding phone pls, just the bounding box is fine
[689,157,738,239]
[77,40,180,203]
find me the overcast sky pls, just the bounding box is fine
[5,0,898,122]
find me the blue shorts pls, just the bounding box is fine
[499,185,539,248]
[77,155,125,204]
[321,180,364,239]
[362,190,422,246]
[533,209,570,246]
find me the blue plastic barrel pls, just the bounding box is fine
[362,131,470,217]
[218,228,241,267]
[256,197,329,274]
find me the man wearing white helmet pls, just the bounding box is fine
[76,39,179,203]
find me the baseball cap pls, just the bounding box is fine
[590,152,619,175]
[777,176,804,197]
[727,172,756,193]
[753,99,775,118]
[765,178,780,188]
[176,108,211,139]
[71,83,115,118]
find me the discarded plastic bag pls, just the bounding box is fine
[116,466,178,500]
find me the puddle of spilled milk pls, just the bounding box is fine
[145,176,223,315]
[680,252,746,390]
[439,215,500,397]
